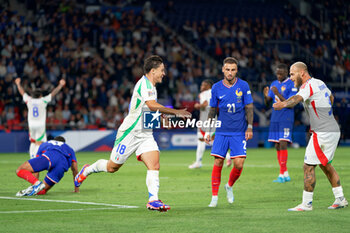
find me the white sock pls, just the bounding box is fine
[196,141,206,163]
[279,174,284,178]
[84,159,108,176]
[211,195,218,201]
[146,170,159,201]
[302,190,313,205]
[284,171,289,177]
[29,143,36,158]
[332,186,344,199]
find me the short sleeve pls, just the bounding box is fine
[141,80,157,102]
[243,83,253,106]
[286,83,298,99]
[297,83,312,101]
[209,86,217,107]
[70,149,77,162]
[23,93,31,103]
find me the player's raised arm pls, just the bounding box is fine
[145,100,191,119]
[273,95,303,110]
[71,161,79,193]
[245,103,254,140]
[15,78,25,96]
[50,79,66,98]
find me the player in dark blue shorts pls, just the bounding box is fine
[15,136,79,196]
[263,64,297,183]
[205,57,254,207]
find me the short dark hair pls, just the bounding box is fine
[276,63,288,71]
[32,90,43,98]
[223,57,238,66]
[143,55,163,74]
[203,79,214,88]
[54,136,66,143]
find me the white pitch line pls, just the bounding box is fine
[0,207,116,214]
[0,196,138,209]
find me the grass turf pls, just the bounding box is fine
[0,148,349,233]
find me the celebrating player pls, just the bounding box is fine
[205,57,253,207]
[16,136,79,196]
[263,64,297,183]
[15,78,66,161]
[75,55,191,212]
[273,62,348,211]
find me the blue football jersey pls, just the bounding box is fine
[37,140,77,169]
[268,78,297,122]
[210,78,253,135]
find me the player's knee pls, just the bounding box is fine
[234,163,244,170]
[214,158,224,167]
[107,166,119,173]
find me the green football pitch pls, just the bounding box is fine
[0,148,349,233]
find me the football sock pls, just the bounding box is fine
[196,141,206,163]
[146,170,159,201]
[332,186,344,199]
[211,164,223,196]
[280,150,288,174]
[283,171,289,177]
[277,150,282,174]
[17,169,38,185]
[29,143,36,158]
[37,189,46,195]
[84,159,108,176]
[302,190,313,205]
[228,167,243,187]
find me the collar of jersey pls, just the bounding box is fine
[222,78,238,88]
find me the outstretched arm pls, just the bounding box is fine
[245,103,253,140]
[145,100,191,119]
[15,78,25,96]
[71,161,79,193]
[50,79,66,98]
[273,95,303,110]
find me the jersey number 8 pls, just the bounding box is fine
[33,106,39,118]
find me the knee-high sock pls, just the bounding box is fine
[280,150,288,174]
[196,141,206,163]
[146,170,159,201]
[211,164,223,196]
[83,159,108,176]
[37,189,47,195]
[228,167,243,187]
[277,150,282,174]
[17,169,38,185]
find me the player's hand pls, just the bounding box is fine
[272,98,285,110]
[59,79,66,86]
[263,86,269,97]
[15,78,21,85]
[245,128,253,141]
[176,108,192,119]
[194,103,200,110]
[204,132,211,144]
[271,86,279,95]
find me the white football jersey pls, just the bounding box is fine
[199,89,211,122]
[117,75,157,137]
[23,93,51,127]
[296,78,339,132]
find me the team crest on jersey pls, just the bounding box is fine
[281,86,286,93]
[235,89,243,97]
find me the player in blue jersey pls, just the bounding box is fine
[205,57,254,207]
[263,64,297,183]
[15,136,79,196]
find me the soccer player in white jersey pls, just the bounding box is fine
[75,55,191,212]
[273,62,348,211]
[15,78,66,160]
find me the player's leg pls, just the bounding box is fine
[279,121,293,182]
[288,163,315,211]
[269,122,282,182]
[209,135,228,207]
[319,163,348,209]
[273,142,284,183]
[189,135,205,168]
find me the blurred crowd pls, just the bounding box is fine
[0,0,349,141]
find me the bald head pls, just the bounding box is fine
[291,62,308,72]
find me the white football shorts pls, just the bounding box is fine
[110,131,159,164]
[28,123,47,142]
[304,131,340,166]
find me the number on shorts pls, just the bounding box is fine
[116,144,126,155]
[283,128,290,138]
[242,140,247,150]
[33,106,39,117]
